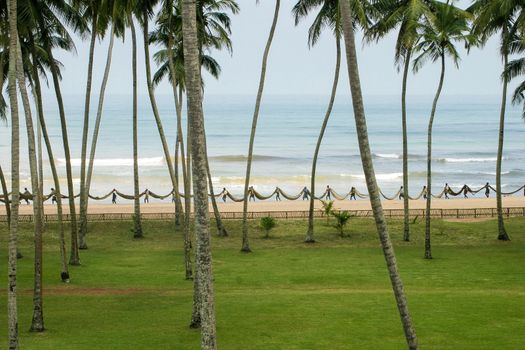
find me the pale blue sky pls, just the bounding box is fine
[49,0,510,98]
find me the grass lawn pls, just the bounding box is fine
[0,216,524,349]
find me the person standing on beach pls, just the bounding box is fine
[276,190,281,201]
[399,186,404,200]
[222,188,227,203]
[463,185,469,198]
[422,186,427,200]
[302,186,310,200]
[326,185,332,200]
[22,188,31,205]
[485,183,490,198]
[144,189,150,203]
[444,183,450,199]
[112,190,117,204]
[51,188,57,205]
[249,186,255,201]
[350,187,357,200]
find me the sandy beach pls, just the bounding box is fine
[3,196,524,216]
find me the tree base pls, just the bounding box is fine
[79,244,88,250]
[61,272,70,283]
[29,325,45,333]
[217,227,228,237]
[304,238,316,244]
[424,252,432,259]
[17,251,23,259]
[69,258,81,266]
[189,320,201,329]
[240,246,252,253]
[498,233,510,241]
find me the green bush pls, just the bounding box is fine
[321,200,334,225]
[332,210,352,237]
[260,216,276,238]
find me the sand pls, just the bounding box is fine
[4,196,525,215]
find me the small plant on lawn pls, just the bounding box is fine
[321,200,334,225]
[260,216,276,238]
[332,210,352,237]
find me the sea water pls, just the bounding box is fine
[0,94,523,201]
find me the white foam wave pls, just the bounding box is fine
[374,153,399,159]
[58,157,165,167]
[441,157,497,163]
[341,172,403,181]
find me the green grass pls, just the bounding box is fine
[0,217,524,349]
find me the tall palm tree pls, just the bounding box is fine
[129,11,143,238]
[77,0,110,250]
[412,0,473,259]
[32,0,87,264]
[182,0,217,347]
[468,0,524,241]
[367,0,432,241]
[15,37,45,331]
[241,0,280,253]
[293,0,369,243]
[340,0,419,348]
[7,0,20,346]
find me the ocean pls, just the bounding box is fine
[0,94,524,202]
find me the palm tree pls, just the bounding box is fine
[340,0,419,348]
[76,0,110,250]
[367,0,432,241]
[412,0,473,259]
[6,0,20,346]
[32,0,87,264]
[506,32,525,119]
[241,0,280,253]
[182,0,217,347]
[468,0,524,241]
[293,0,369,243]
[15,36,45,332]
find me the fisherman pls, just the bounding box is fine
[302,186,310,200]
[144,189,150,203]
[51,188,57,205]
[112,190,117,204]
[422,186,427,200]
[350,187,357,200]
[444,183,450,199]
[463,185,469,198]
[249,186,255,202]
[399,186,404,200]
[326,185,332,200]
[22,188,31,205]
[222,188,227,203]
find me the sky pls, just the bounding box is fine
[46,0,511,99]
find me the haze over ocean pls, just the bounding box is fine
[0,94,523,200]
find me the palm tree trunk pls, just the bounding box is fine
[182,0,218,347]
[425,54,446,260]
[206,159,228,237]
[306,35,341,243]
[401,49,411,242]
[339,2,419,349]
[36,100,43,216]
[0,165,11,226]
[130,15,143,238]
[241,0,280,252]
[86,25,115,209]
[7,0,20,345]
[16,38,45,332]
[30,38,69,282]
[167,34,185,227]
[143,13,181,231]
[496,53,510,241]
[79,14,99,250]
[185,86,194,279]
[41,27,80,265]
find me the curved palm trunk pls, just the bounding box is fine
[0,165,11,225]
[130,15,143,238]
[425,54,445,260]
[241,0,280,252]
[86,26,115,208]
[42,30,80,265]
[16,39,45,332]
[7,0,20,345]
[185,88,194,279]
[496,53,510,241]
[306,35,341,243]
[142,14,180,231]
[206,159,228,237]
[339,2,419,349]
[30,40,69,282]
[401,50,411,241]
[182,0,217,347]
[79,14,99,250]
[36,102,43,216]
